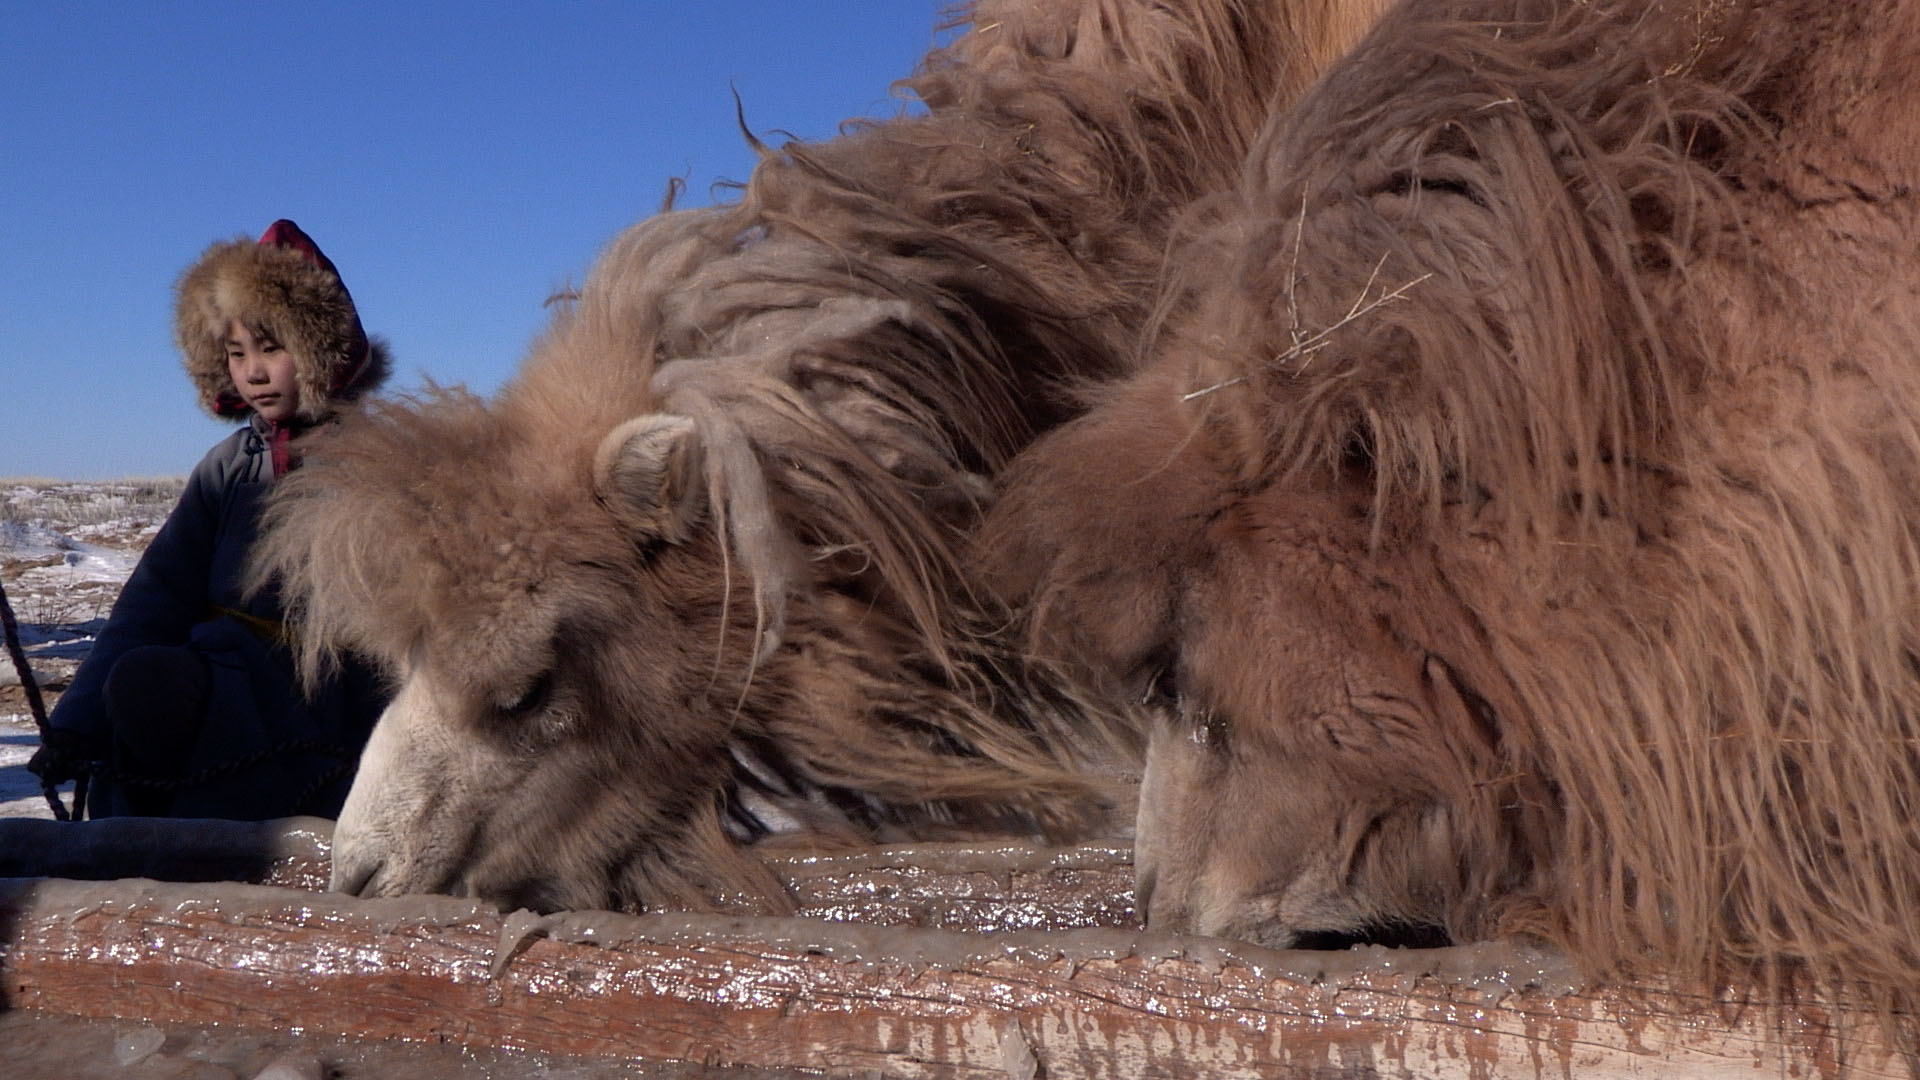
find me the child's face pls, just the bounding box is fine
[225,320,301,423]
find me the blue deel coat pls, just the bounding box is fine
[44,416,388,819]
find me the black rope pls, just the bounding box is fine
[101,736,358,790]
[0,576,74,820]
[87,736,360,822]
[289,758,357,812]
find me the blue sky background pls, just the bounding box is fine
[3,2,948,479]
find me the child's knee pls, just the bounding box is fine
[104,644,211,772]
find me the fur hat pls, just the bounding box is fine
[174,219,392,422]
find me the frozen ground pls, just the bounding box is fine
[1,476,179,819]
[0,712,62,819]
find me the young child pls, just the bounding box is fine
[29,220,393,819]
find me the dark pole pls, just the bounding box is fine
[0,576,77,820]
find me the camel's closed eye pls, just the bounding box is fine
[1370,169,1486,208]
[498,672,553,718]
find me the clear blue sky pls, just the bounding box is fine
[2,2,947,479]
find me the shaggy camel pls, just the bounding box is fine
[988,0,1920,1025]
[255,0,1388,913]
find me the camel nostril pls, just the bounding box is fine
[331,858,381,897]
[1135,869,1198,933]
[1134,868,1157,928]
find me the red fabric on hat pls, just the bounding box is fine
[256,219,343,279]
[252,218,376,404]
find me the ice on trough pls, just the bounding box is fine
[4,816,1901,1078]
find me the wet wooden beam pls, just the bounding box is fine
[0,817,1136,931]
[0,877,1905,1079]
[0,816,334,890]
[768,840,1136,931]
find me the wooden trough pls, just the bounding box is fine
[0,818,1910,1078]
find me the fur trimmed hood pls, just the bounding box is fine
[174,220,391,422]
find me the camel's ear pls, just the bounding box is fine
[593,414,707,545]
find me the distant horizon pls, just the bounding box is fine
[2,474,192,485]
[3,2,946,480]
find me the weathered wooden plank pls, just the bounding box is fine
[0,817,1137,931]
[0,877,1905,1079]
